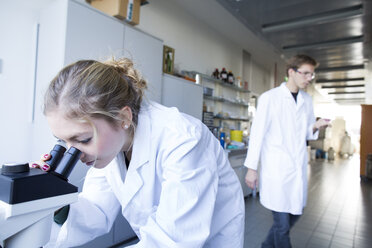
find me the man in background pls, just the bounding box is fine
[244,54,330,248]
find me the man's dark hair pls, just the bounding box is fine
[286,54,318,76]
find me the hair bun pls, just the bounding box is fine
[104,57,147,93]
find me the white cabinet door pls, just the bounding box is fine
[65,1,125,64]
[123,26,163,103]
[162,74,203,120]
[33,0,125,169]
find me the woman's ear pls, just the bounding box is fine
[120,106,133,129]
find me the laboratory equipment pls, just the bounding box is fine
[0,145,81,248]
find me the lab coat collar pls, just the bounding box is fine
[280,82,305,110]
[129,102,151,170]
[121,102,151,207]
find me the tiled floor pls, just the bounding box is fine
[119,156,372,248]
[244,155,372,248]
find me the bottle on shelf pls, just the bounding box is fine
[220,68,228,83]
[219,131,226,149]
[235,76,242,88]
[225,135,231,148]
[212,68,220,79]
[227,71,234,85]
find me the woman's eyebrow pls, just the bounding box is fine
[53,132,91,142]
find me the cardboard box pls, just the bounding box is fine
[90,0,141,25]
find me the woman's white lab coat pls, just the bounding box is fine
[48,101,245,248]
[244,83,318,215]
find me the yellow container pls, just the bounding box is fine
[230,130,243,142]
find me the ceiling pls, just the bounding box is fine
[217,0,372,105]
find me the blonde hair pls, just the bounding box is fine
[44,57,147,128]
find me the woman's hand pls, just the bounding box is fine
[29,153,52,171]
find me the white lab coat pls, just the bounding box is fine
[48,101,245,248]
[244,83,318,215]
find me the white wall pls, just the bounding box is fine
[137,0,242,76]
[137,0,279,92]
[250,61,272,94]
[0,0,52,164]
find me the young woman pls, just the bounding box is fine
[33,58,245,247]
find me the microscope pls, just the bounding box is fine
[0,144,81,248]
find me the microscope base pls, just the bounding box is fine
[0,192,78,248]
[4,214,52,248]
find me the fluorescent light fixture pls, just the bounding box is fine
[328,91,365,94]
[316,64,364,72]
[316,77,364,83]
[283,35,363,51]
[262,4,363,32]
[334,98,365,101]
[321,84,365,89]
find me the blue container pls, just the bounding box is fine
[220,132,225,148]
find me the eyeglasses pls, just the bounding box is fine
[293,68,315,80]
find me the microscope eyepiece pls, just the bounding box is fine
[53,147,82,181]
[46,144,67,170]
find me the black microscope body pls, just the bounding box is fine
[0,145,81,205]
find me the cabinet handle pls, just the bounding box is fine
[30,23,40,123]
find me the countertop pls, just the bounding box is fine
[225,147,248,157]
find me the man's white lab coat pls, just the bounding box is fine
[48,101,245,248]
[244,83,318,215]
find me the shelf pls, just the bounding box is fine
[226,147,248,157]
[188,71,250,93]
[203,95,249,107]
[214,116,250,122]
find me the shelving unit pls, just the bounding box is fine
[203,95,249,107]
[190,71,250,93]
[186,71,251,131]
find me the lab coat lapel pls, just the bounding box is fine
[280,83,295,107]
[296,91,305,111]
[280,83,297,155]
[121,107,151,208]
[280,82,304,110]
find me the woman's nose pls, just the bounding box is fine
[79,152,86,160]
[65,142,72,150]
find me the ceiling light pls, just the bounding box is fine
[321,84,365,89]
[334,98,365,101]
[328,91,365,94]
[282,35,363,51]
[316,64,364,72]
[316,77,364,83]
[262,4,363,32]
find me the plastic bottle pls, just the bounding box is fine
[220,68,228,82]
[220,132,225,149]
[227,71,234,84]
[235,76,242,87]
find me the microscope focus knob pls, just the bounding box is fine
[1,162,30,175]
